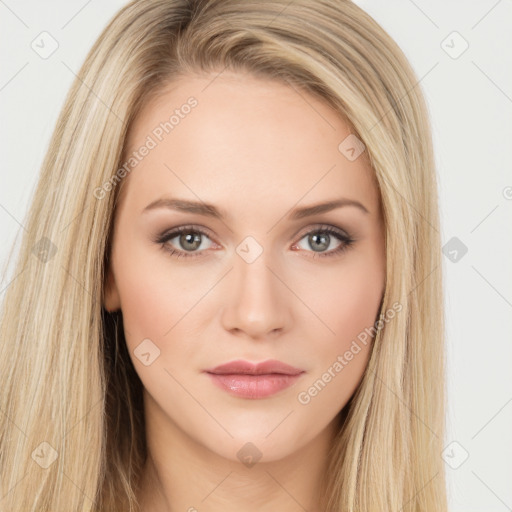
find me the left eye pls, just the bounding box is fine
[292,226,355,258]
[155,225,354,259]
[295,229,343,252]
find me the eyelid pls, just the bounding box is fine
[157,224,215,241]
[293,223,350,240]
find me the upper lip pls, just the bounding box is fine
[205,359,304,376]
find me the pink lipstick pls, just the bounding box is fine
[204,359,305,399]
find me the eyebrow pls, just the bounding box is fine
[142,196,370,219]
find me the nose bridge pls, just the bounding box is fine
[220,243,289,337]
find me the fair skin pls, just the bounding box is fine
[104,71,386,512]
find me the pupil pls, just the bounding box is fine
[181,232,201,250]
[310,233,329,251]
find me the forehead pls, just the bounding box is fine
[119,71,380,218]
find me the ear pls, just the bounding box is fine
[103,264,121,312]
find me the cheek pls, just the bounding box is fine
[307,255,384,349]
[329,275,381,347]
[110,241,210,401]
[296,249,384,399]
[294,260,383,413]
[111,236,200,347]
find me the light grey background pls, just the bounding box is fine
[1,1,511,510]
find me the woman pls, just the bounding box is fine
[0,0,447,510]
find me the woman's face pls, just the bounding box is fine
[104,71,386,463]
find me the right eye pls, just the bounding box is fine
[155,225,218,259]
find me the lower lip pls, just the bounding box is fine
[206,372,304,399]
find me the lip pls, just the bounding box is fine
[205,359,304,376]
[203,359,305,399]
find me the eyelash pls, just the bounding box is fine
[154,224,355,260]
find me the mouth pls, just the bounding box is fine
[204,358,304,376]
[203,359,305,399]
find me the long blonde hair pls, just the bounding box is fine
[0,1,447,510]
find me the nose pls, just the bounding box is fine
[220,248,291,339]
